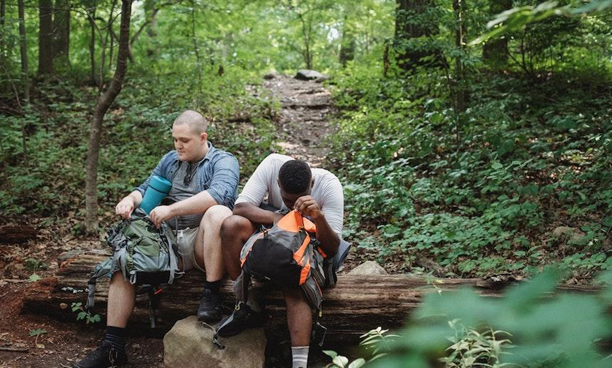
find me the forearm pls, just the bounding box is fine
[233,202,280,225]
[125,190,143,207]
[167,191,218,218]
[116,190,144,218]
[313,213,340,257]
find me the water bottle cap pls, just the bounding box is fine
[149,176,172,194]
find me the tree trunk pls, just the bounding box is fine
[1,0,6,61]
[144,0,159,57]
[190,0,202,93]
[99,0,118,88]
[482,0,512,67]
[394,0,442,70]
[296,12,312,70]
[38,0,54,75]
[53,0,71,64]
[339,16,355,67]
[453,0,466,114]
[131,7,159,58]
[18,0,30,103]
[106,0,118,73]
[89,6,97,86]
[22,251,600,345]
[84,0,132,233]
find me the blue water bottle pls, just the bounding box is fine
[140,176,172,214]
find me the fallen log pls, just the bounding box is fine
[0,225,38,244]
[22,251,599,345]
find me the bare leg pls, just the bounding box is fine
[220,215,256,280]
[284,287,312,347]
[106,272,136,328]
[193,204,232,282]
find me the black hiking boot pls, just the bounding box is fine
[197,288,223,322]
[216,302,267,338]
[74,341,128,368]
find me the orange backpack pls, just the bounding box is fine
[239,210,327,309]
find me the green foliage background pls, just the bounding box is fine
[1,0,610,276]
[1,0,612,365]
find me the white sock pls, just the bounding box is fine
[292,346,309,368]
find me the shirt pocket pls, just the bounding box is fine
[198,173,212,190]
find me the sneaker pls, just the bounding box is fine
[216,302,266,338]
[74,341,128,368]
[197,288,222,322]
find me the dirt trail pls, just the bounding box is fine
[264,74,336,167]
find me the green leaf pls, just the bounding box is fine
[323,350,338,359]
[29,329,47,337]
[333,355,349,367]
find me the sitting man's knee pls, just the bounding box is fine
[202,204,232,225]
[221,215,248,238]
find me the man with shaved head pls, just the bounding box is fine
[75,110,239,368]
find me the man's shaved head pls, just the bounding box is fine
[173,110,209,135]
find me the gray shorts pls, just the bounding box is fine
[167,227,205,272]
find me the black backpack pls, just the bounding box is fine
[240,210,327,309]
[213,210,330,348]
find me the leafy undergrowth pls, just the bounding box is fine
[329,63,612,281]
[327,269,612,368]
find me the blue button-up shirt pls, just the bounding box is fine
[135,142,240,209]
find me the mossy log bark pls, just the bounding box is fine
[22,251,598,344]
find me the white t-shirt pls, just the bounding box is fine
[236,154,344,237]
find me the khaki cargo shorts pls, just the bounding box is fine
[167,227,205,272]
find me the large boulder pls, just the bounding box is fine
[163,316,266,368]
[295,69,329,82]
[348,261,388,276]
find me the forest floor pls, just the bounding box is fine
[0,73,359,367]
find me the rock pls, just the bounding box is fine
[163,316,266,368]
[552,226,586,243]
[348,261,388,275]
[263,71,281,80]
[295,69,328,82]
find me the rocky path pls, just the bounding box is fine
[263,73,336,167]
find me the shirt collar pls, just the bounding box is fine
[189,141,214,165]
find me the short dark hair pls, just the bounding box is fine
[279,160,312,194]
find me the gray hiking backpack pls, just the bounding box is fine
[85,208,180,311]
